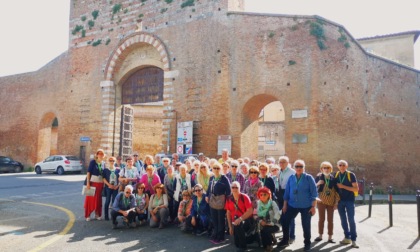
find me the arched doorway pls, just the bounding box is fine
[240,95,285,161]
[37,113,58,162]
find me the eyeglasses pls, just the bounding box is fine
[259,169,267,171]
[200,166,206,169]
[231,186,238,189]
[231,165,238,168]
[213,167,220,170]
[109,160,115,162]
[133,155,139,156]
[295,165,304,168]
[125,191,131,194]
[338,164,346,167]
[194,189,202,192]
[156,187,163,190]
[322,167,331,170]
[163,160,169,162]
[139,187,145,190]
[249,171,258,174]
[260,193,268,196]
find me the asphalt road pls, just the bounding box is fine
[0,173,419,252]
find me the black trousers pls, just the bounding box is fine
[261,225,279,247]
[111,210,136,224]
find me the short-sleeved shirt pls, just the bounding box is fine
[336,171,357,201]
[225,193,252,218]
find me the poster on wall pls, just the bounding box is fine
[177,121,193,154]
[217,135,232,155]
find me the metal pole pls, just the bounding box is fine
[362,179,366,204]
[388,186,393,227]
[417,190,420,237]
[368,182,373,217]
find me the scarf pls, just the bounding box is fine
[257,199,272,218]
[249,177,259,186]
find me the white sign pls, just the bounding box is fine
[292,109,308,119]
[217,135,232,155]
[177,121,193,144]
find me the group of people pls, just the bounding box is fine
[84,149,359,251]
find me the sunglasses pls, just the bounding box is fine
[213,167,220,170]
[322,167,331,170]
[139,187,145,189]
[338,164,346,167]
[249,171,258,174]
[156,187,163,190]
[194,189,202,192]
[163,160,169,162]
[109,160,115,162]
[295,165,304,168]
[231,186,238,189]
[200,166,206,169]
[260,193,268,196]
[231,165,238,168]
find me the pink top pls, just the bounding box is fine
[138,173,161,195]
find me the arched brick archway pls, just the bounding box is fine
[240,94,286,159]
[37,112,58,162]
[99,32,177,155]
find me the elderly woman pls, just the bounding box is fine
[111,185,137,229]
[243,166,263,209]
[314,161,340,243]
[190,160,200,184]
[206,162,231,244]
[177,190,193,231]
[187,184,211,236]
[226,160,245,193]
[84,149,106,221]
[257,187,281,252]
[225,181,254,251]
[259,163,277,202]
[103,156,120,221]
[240,163,250,180]
[134,183,149,226]
[222,162,230,175]
[197,163,213,192]
[138,164,161,196]
[119,156,139,191]
[149,183,169,229]
[164,165,176,223]
[173,164,195,221]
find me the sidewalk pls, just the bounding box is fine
[355,194,417,204]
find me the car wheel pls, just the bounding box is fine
[14,166,22,173]
[35,166,42,174]
[57,166,65,175]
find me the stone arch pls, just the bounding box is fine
[103,32,170,81]
[99,32,177,155]
[240,94,286,160]
[37,112,58,162]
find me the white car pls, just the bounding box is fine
[35,155,83,175]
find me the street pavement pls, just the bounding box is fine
[0,173,419,251]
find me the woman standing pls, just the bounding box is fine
[243,166,263,209]
[119,156,139,191]
[240,163,250,180]
[103,156,120,221]
[256,187,281,252]
[197,163,213,192]
[134,183,149,226]
[138,165,161,196]
[226,160,245,193]
[84,149,105,221]
[173,164,194,220]
[206,162,231,244]
[149,183,169,229]
[164,165,176,223]
[259,163,277,202]
[314,161,340,243]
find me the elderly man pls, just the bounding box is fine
[278,160,317,251]
[218,149,231,164]
[111,185,137,229]
[336,160,359,248]
[277,156,296,243]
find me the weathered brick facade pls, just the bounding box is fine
[0,0,419,191]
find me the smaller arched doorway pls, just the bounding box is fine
[240,95,285,161]
[37,113,58,162]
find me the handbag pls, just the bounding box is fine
[209,194,226,210]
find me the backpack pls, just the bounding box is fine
[335,171,358,196]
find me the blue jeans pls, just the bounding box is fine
[338,200,357,241]
[104,186,118,219]
[281,205,312,246]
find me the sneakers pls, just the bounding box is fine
[277,240,289,247]
[340,238,352,245]
[95,215,102,221]
[314,237,322,242]
[86,217,91,222]
[351,241,359,248]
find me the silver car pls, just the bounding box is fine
[35,155,83,175]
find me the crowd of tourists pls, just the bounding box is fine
[84,149,359,251]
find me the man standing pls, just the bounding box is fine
[133,152,144,176]
[278,160,317,251]
[336,160,359,248]
[277,156,296,244]
[218,149,231,164]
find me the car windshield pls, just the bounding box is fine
[66,156,79,161]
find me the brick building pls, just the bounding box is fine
[0,0,419,191]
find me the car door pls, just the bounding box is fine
[0,157,11,172]
[53,156,63,171]
[43,156,55,171]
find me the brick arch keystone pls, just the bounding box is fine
[103,32,170,81]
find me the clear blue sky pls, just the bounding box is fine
[0,0,418,77]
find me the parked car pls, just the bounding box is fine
[0,156,24,173]
[35,155,83,175]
